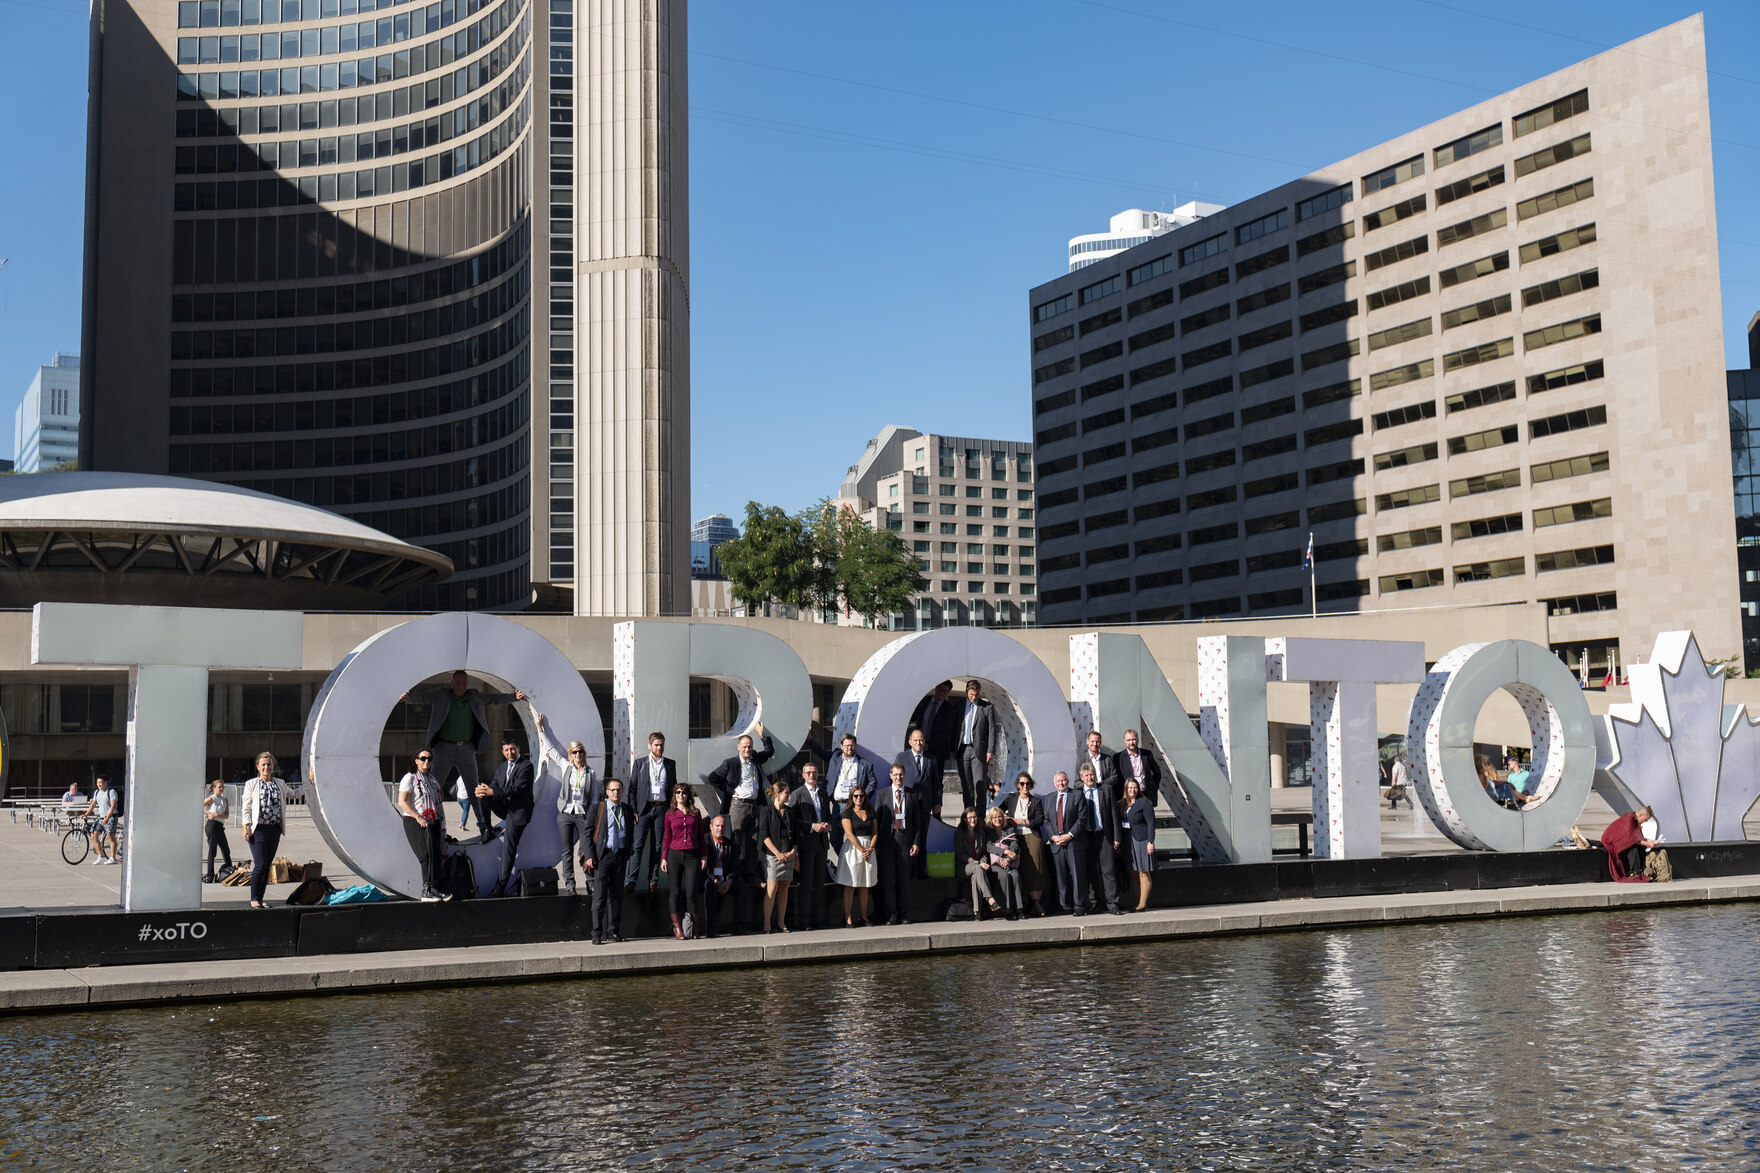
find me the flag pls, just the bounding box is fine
[1300,532,1314,570]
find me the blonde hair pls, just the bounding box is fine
[568,740,586,755]
[255,751,278,774]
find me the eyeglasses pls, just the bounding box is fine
[569,749,586,756]
[415,755,432,761]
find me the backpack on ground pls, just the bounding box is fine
[285,876,336,906]
[443,850,476,901]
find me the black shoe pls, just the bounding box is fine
[1072,910,1087,917]
[591,935,603,945]
[610,933,625,943]
[885,916,902,926]
[563,885,576,897]
[1109,908,1126,916]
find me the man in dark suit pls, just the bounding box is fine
[893,727,940,877]
[626,730,680,894]
[1077,761,1124,915]
[700,814,743,937]
[787,762,834,930]
[910,680,961,792]
[1114,728,1163,808]
[583,778,633,944]
[1082,730,1120,790]
[875,762,928,924]
[954,681,996,816]
[707,724,773,874]
[475,734,535,896]
[1044,770,1088,916]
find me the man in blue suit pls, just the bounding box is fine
[1043,770,1089,916]
[584,778,634,944]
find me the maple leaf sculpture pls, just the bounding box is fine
[1595,631,1760,843]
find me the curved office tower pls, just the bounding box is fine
[80,0,688,613]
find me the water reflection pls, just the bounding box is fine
[3,906,1760,1169]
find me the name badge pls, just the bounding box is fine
[713,867,724,878]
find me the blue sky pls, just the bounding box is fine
[2,1,1756,513]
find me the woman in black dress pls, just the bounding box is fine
[837,788,879,927]
[1120,776,1156,912]
[756,780,797,934]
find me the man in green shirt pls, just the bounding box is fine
[403,671,523,838]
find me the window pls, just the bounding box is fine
[1179,268,1229,299]
[1452,513,1522,540]
[1520,222,1596,265]
[1239,321,1293,352]
[1440,294,1512,329]
[1236,209,1290,244]
[1517,178,1593,222]
[1363,194,1426,232]
[1182,304,1231,333]
[1300,301,1358,331]
[1535,544,1614,572]
[1190,596,1242,619]
[1237,284,1292,316]
[1435,165,1505,206]
[1187,411,1236,440]
[1373,442,1438,470]
[1531,451,1609,482]
[1434,123,1503,168]
[1369,359,1434,390]
[1188,486,1238,511]
[1378,525,1442,552]
[1443,338,1514,371]
[1513,88,1589,138]
[1449,425,1518,455]
[1514,131,1591,178]
[1297,222,1355,256]
[1033,292,1074,322]
[1375,484,1441,510]
[1083,408,1126,433]
[1135,463,1180,489]
[1379,568,1444,592]
[1246,472,1299,497]
[1367,318,1432,351]
[1308,498,1367,523]
[1446,381,1518,413]
[1297,182,1354,221]
[1034,423,1075,448]
[1128,321,1178,351]
[1298,262,1356,295]
[1186,449,1236,475]
[1086,476,1127,499]
[1314,537,1370,560]
[1301,341,1358,370]
[1079,275,1122,304]
[1450,468,1521,498]
[1544,592,1617,616]
[1082,374,1125,401]
[1080,307,1123,335]
[1133,390,1179,419]
[1248,550,1303,572]
[1437,208,1507,247]
[1183,340,1233,369]
[1128,287,1175,317]
[1127,254,1173,285]
[1317,579,1370,601]
[1372,400,1437,430]
[1438,251,1510,289]
[1364,155,1425,194]
[1454,557,1525,582]
[1179,233,1228,267]
[1363,235,1428,272]
[1308,458,1365,484]
[1523,314,1600,351]
[1186,375,1234,404]
[1242,397,1295,425]
[1527,363,1603,401]
[1189,558,1240,582]
[1033,325,1074,353]
[1530,404,1607,439]
[1521,268,1599,307]
[1080,341,1124,368]
[1188,522,1240,546]
[1036,390,1076,414]
[1236,245,1288,279]
[1087,544,1129,565]
[1305,419,1363,447]
[1367,277,1431,311]
[1034,357,1075,384]
[1136,532,1183,556]
[913,502,930,515]
[1131,357,1178,385]
[1084,442,1125,466]
[1304,379,1361,408]
[1244,434,1298,462]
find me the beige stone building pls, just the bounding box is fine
[832,426,1036,629]
[1028,15,1737,673]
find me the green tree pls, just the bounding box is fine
[714,502,816,615]
[808,501,927,628]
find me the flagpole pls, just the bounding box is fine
[1307,530,1316,618]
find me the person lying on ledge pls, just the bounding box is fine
[1600,805,1658,883]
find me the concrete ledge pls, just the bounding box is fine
[5,876,1758,1015]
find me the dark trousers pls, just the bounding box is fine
[402,813,442,893]
[1049,839,1087,914]
[1085,830,1121,912]
[626,804,666,890]
[591,847,629,938]
[666,849,702,931]
[956,745,987,812]
[878,836,912,921]
[204,820,231,876]
[493,809,531,893]
[794,838,829,928]
[703,872,737,936]
[728,799,760,876]
[247,823,283,904]
[557,811,592,893]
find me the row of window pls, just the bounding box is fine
[179,0,462,67]
[179,0,440,28]
[175,429,526,491]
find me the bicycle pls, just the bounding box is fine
[62,815,125,867]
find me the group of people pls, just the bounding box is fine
[387,674,1170,942]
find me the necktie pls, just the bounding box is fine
[1057,794,1065,833]
[894,789,903,827]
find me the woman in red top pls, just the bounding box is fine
[1600,805,1656,882]
[659,783,707,938]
